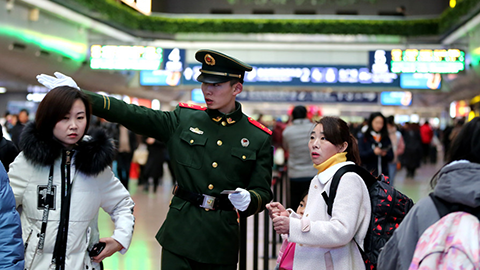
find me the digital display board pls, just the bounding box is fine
[400,73,441,89]
[139,48,186,86]
[380,91,412,106]
[140,70,182,86]
[390,49,464,73]
[90,45,163,70]
[236,91,378,103]
[183,64,399,87]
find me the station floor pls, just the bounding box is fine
[98,158,444,270]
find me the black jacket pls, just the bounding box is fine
[0,128,19,172]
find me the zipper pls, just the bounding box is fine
[24,229,33,253]
[65,151,71,165]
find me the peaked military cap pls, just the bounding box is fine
[195,49,252,84]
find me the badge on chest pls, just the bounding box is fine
[37,185,57,210]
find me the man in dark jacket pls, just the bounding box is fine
[9,109,29,149]
[0,128,19,172]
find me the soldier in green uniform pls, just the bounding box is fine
[37,49,274,270]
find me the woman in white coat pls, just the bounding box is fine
[8,86,135,270]
[267,116,371,270]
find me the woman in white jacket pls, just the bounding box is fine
[267,116,371,270]
[8,86,135,270]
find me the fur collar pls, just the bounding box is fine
[20,122,114,176]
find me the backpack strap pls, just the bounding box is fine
[322,164,375,216]
[429,193,480,220]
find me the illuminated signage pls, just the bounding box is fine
[183,64,399,87]
[400,73,441,89]
[140,70,182,86]
[90,45,163,70]
[450,100,470,118]
[236,91,378,103]
[121,0,151,15]
[380,91,412,106]
[390,49,464,73]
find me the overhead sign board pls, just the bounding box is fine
[380,91,412,106]
[90,45,163,70]
[400,73,441,90]
[183,64,399,87]
[236,91,378,103]
[90,46,185,72]
[389,49,464,73]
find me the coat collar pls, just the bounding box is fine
[207,101,243,126]
[20,122,114,176]
[316,161,355,185]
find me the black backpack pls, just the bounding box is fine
[322,164,414,270]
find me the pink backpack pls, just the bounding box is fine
[409,194,480,270]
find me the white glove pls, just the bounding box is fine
[36,72,80,90]
[228,188,251,212]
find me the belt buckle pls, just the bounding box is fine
[200,194,216,210]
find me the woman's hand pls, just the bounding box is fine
[266,202,288,219]
[272,216,290,235]
[374,146,382,156]
[91,237,123,263]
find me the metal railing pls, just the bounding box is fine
[239,165,288,270]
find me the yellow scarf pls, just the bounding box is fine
[313,152,347,174]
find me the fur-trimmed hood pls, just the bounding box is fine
[20,122,114,176]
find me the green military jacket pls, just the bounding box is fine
[83,90,273,264]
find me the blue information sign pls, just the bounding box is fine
[183,64,399,87]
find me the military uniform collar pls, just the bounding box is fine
[207,101,243,126]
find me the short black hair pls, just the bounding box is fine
[292,105,307,120]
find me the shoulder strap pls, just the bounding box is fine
[322,164,375,216]
[429,193,480,219]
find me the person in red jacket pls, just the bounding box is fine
[420,120,434,164]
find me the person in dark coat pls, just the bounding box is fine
[140,137,166,193]
[0,127,19,172]
[358,112,394,177]
[9,109,29,149]
[400,122,423,178]
[115,125,138,190]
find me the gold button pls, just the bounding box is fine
[242,155,246,160]
[212,162,218,168]
[217,140,223,146]
[190,139,194,144]
[314,185,318,189]
[306,214,309,217]
[205,208,210,211]
[221,121,226,126]
[208,184,214,190]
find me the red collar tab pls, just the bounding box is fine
[179,103,207,111]
[248,117,272,135]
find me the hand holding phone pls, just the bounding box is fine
[89,242,106,257]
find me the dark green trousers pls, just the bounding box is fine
[161,248,237,270]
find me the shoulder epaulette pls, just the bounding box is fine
[179,103,207,111]
[248,117,272,135]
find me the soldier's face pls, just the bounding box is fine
[201,81,237,114]
[308,124,342,165]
